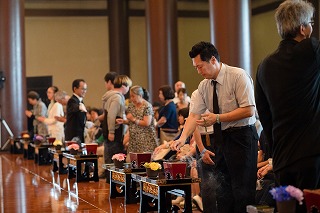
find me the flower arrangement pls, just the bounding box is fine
[33,135,45,145]
[269,185,304,205]
[53,140,62,146]
[22,133,30,139]
[67,143,80,151]
[33,135,44,142]
[111,153,126,162]
[144,162,162,171]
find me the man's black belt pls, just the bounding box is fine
[223,124,254,133]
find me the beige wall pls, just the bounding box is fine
[177,17,210,95]
[25,11,280,107]
[251,11,281,80]
[25,16,109,108]
[25,15,210,107]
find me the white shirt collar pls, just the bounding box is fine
[73,93,83,102]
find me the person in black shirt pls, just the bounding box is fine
[256,1,320,212]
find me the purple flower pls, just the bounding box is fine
[35,135,44,141]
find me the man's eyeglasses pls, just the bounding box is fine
[309,21,314,26]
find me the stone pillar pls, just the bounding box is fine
[0,0,27,149]
[209,0,252,75]
[108,0,130,76]
[145,0,178,102]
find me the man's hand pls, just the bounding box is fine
[79,103,87,112]
[37,116,45,122]
[170,139,185,151]
[201,150,215,165]
[116,118,124,124]
[196,113,216,127]
[108,133,115,142]
[126,113,134,122]
[55,116,66,123]
[257,164,272,179]
[25,110,32,118]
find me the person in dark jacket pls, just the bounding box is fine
[65,79,87,144]
[256,1,320,212]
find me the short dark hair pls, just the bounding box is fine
[159,85,175,100]
[142,87,150,101]
[177,88,187,95]
[178,107,189,119]
[189,41,220,62]
[50,86,59,93]
[72,79,85,92]
[90,107,103,116]
[104,72,118,84]
[27,91,40,100]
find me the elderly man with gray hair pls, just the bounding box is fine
[256,1,320,212]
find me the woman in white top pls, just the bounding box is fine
[37,88,65,141]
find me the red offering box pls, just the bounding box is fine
[304,189,320,212]
[47,137,56,144]
[130,152,152,168]
[163,162,187,179]
[84,143,98,155]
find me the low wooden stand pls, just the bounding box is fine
[49,148,68,174]
[32,144,53,165]
[10,138,24,154]
[107,166,145,204]
[63,153,99,182]
[132,174,201,213]
[22,140,34,159]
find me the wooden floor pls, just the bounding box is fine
[0,152,201,213]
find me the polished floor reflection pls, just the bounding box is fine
[0,152,201,212]
[0,152,140,213]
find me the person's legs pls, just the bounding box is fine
[191,161,201,196]
[219,126,258,213]
[215,154,234,213]
[104,125,124,164]
[96,145,105,176]
[104,140,112,164]
[191,160,203,211]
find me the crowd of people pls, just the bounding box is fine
[24,1,320,212]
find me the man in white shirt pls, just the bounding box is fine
[171,41,258,213]
[173,81,191,104]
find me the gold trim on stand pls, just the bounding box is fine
[192,178,201,183]
[143,182,158,196]
[112,172,125,183]
[156,179,167,185]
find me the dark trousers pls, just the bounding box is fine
[275,155,320,213]
[214,125,258,213]
[104,125,124,164]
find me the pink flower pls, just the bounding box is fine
[112,153,126,162]
[67,143,80,150]
[286,185,304,205]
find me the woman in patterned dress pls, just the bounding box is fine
[116,85,157,155]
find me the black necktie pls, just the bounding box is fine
[212,80,223,145]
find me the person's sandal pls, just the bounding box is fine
[192,195,203,212]
[172,196,184,205]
